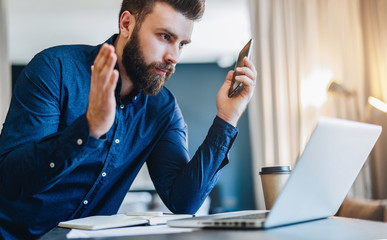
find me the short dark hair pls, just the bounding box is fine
[119,0,205,28]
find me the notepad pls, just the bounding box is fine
[58,212,193,230]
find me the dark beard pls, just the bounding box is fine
[122,29,175,95]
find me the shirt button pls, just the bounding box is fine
[102,172,107,177]
[134,96,137,101]
[120,104,125,109]
[115,139,120,144]
[49,162,55,168]
[83,200,88,205]
[77,138,83,146]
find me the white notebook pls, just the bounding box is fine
[58,212,193,230]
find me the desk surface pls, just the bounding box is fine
[40,217,387,240]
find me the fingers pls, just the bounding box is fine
[236,57,256,79]
[93,44,117,85]
[235,57,257,87]
[106,70,119,97]
[93,43,110,70]
[94,43,115,68]
[225,70,234,83]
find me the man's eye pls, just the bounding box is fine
[161,34,170,40]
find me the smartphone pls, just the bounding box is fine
[228,39,254,98]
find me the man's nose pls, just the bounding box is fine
[165,45,180,64]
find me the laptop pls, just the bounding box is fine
[168,117,382,229]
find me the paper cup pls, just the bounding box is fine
[259,166,291,210]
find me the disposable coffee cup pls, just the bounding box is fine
[259,166,291,210]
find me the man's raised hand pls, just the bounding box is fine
[86,43,119,138]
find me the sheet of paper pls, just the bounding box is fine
[66,225,197,239]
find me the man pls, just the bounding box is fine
[0,0,257,239]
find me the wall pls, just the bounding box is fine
[0,0,12,127]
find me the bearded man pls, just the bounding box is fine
[0,0,257,239]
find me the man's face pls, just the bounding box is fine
[122,2,194,95]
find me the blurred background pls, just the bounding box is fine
[1,0,387,216]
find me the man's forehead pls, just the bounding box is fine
[141,2,194,41]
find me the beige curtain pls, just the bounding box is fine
[248,0,372,209]
[0,0,12,128]
[360,0,387,200]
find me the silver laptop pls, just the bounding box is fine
[168,117,382,229]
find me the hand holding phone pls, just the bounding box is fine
[228,39,254,98]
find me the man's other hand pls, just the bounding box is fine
[216,57,257,127]
[86,43,119,138]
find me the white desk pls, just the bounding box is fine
[40,217,387,240]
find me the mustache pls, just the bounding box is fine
[153,62,175,74]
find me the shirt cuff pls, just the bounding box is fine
[207,116,238,150]
[206,116,238,167]
[58,114,105,155]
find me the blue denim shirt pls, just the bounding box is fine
[0,35,238,239]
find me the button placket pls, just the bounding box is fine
[79,105,124,214]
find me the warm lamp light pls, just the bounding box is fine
[327,81,353,96]
[368,96,387,113]
[326,81,387,120]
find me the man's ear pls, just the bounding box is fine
[119,10,136,39]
